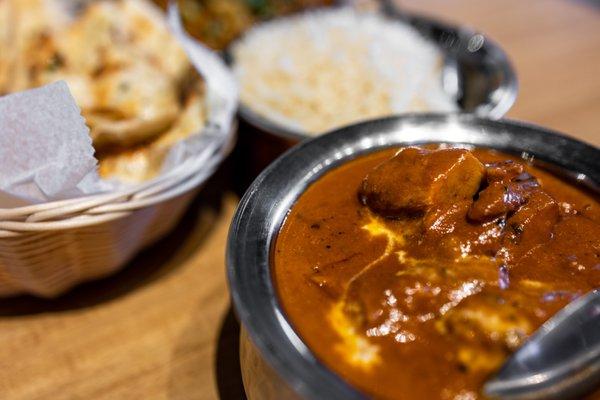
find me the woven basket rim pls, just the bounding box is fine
[0,122,236,234]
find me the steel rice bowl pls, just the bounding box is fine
[230,7,517,183]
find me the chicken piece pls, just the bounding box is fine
[437,290,533,349]
[359,147,485,218]
[437,289,534,373]
[342,252,498,340]
[501,191,560,262]
[485,159,525,181]
[510,215,600,289]
[468,161,540,222]
[422,201,472,236]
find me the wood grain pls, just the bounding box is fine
[0,1,598,399]
[401,0,600,146]
[0,171,245,400]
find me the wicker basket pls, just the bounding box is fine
[0,1,238,297]
[0,126,235,297]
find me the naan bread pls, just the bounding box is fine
[2,0,207,183]
[4,0,197,150]
[85,63,181,148]
[3,0,69,93]
[98,82,206,183]
[0,0,13,94]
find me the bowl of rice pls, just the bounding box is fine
[229,5,517,147]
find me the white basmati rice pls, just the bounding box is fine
[231,8,458,135]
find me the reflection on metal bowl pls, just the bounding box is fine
[227,114,599,400]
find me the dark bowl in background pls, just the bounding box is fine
[227,114,599,400]
[230,4,519,185]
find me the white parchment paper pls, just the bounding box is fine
[0,2,238,209]
[0,82,102,205]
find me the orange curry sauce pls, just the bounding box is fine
[273,146,600,399]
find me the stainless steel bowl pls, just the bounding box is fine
[234,6,518,143]
[226,114,600,400]
[230,5,519,184]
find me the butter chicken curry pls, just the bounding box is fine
[273,146,600,399]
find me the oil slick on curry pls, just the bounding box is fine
[273,145,600,399]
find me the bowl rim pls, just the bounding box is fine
[226,113,599,400]
[231,8,519,142]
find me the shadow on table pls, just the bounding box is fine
[215,307,247,400]
[0,157,235,316]
[167,304,247,400]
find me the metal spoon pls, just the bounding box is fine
[484,289,600,400]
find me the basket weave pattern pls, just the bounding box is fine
[0,128,234,298]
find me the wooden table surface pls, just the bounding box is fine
[0,1,598,399]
